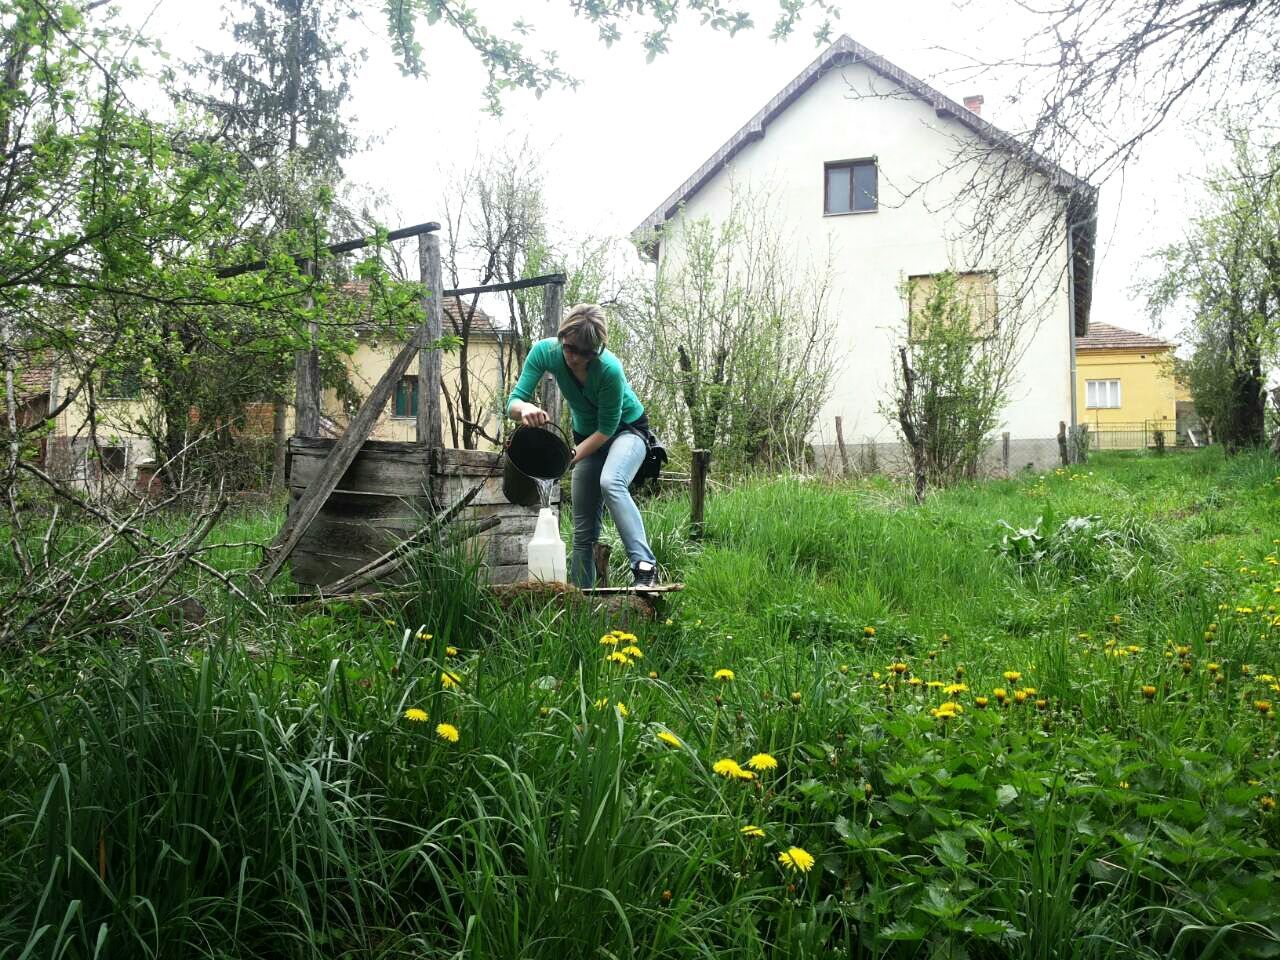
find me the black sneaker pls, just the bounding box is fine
[632,561,658,588]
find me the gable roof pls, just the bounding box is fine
[1076,323,1173,352]
[634,33,1098,336]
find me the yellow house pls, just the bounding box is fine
[42,292,513,492]
[328,292,514,450]
[1075,323,1177,447]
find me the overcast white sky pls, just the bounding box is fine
[118,0,1220,342]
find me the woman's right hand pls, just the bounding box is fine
[520,405,549,427]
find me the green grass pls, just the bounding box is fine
[2,449,1279,958]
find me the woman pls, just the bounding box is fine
[507,303,658,588]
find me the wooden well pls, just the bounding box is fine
[287,438,559,587]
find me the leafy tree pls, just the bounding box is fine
[621,188,838,469]
[1146,132,1280,453]
[885,270,1014,502]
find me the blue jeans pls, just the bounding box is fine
[570,431,657,588]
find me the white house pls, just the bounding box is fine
[635,35,1096,471]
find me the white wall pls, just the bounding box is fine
[657,61,1073,452]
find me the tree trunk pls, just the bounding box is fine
[271,397,288,489]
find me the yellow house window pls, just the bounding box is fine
[392,376,418,418]
[1086,378,1121,409]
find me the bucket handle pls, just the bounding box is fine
[506,420,571,451]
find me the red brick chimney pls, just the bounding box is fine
[963,94,984,116]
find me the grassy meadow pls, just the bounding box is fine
[2,448,1279,958]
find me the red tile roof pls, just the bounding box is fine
[1076,323,1172,352]
[338,281,505,339]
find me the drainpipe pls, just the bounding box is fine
[1067,219,1079,436]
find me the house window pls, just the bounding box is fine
[1086,379,1121,409]
[907,271,998,339]
[102,367,141,400]
[824,159,878,214]
[393,376,418,418]
[98,445,127,474]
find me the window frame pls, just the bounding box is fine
[906,270,999,342]
[823,158,878,216]
[1085,378,1122,410]
[392,375,418,419]
[98,445,127,475]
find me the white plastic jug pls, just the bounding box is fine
[527,507,567,583]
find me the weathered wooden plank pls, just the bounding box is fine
[297,518,410,555]
[430,475,557,508]
[292,549,413,587]
[436,447,501,468]
[290,439,432,497]
[288,489,426,521]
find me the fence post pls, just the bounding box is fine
[1057,421,1069,466]
[690,449,710,540]
[294,259,320,437]
[1001,431,1010,473]
[417,232,444,448]
[835,416,850,477]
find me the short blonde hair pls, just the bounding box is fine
[558,303,607,352]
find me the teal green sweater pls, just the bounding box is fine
[508,338,644,437]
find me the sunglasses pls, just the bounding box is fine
[560,340,596,358]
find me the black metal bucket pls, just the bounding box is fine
[503,424,571,506]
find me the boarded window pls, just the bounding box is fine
[1086,379,1121,409]
[393,376,418,418]
[907,271,998,339]
[99,445,127,474]
[824,160,878,213]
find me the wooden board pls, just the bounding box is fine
[581,583,685,596]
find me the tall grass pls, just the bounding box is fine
[2,449,1278,958]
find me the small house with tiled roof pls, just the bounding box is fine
[635,34,1097,469]
[1074,322,1177,440]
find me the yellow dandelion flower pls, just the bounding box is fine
[1257,700,1272,715]
[1021,687,1037,696]
[1261,796,1276,812]
[891,662,908,674]
[713,758,744,778]
[1141,685,1156,699]
[908,677,923,687]
[657,731,682,748]
[416,631,433,641]
[600,634,620,646]
[1118,781,1130,790]
[944,683,968,695]
[622,645,643,659]
[594,697,609,710]
[994,687,1007,702]
[445,645,458,656]
[714,669,735,682]
[403,707,429,722]
[974,696,989,709]
[435,723,459,743]
[441,671,462,690]
[1207,662,1220,674]
[931,701,963,720]
[1003,671,1022,682]
[863,626,876,637]
[606,651,632,666]
[747,753,778,771]
[778,846,816,873]
[926,680,945,689]
[1014,690,1028,704]
[615,701,630,718]
[740,824,765,838]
